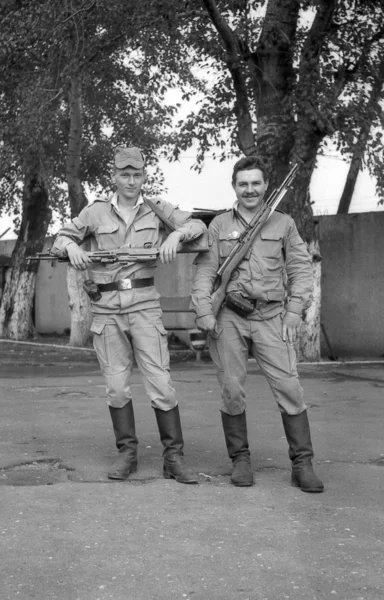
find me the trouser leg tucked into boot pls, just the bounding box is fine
[108,402,138,480]
[154,406,198,484]
[221,411,254,487]
[281,410,324,493]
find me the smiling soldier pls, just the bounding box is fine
[191,156,324,493]
[51,146,207,484]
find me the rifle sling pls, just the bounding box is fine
[143,198,176,231]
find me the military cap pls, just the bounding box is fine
[114,146,145,169]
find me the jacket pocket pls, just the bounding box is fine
[95,224,119,250]
[132,221,158,247]
[260,230,283,259]
[218,231,239,259]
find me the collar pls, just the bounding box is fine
[111,191,144,210]
[232,201,249,228]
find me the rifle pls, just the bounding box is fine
[211,164,299,317]
[27,242,206,264]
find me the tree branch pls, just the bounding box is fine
[201,0,255,154]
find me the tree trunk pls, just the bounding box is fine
[296,238,321,362]
[337,144,365,214]
[66,76,92,347]
[66,266,92,346]
[0,174,51,340]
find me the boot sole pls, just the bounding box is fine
[163,472,198,484]
[108,467,137,480]
[291,481,324,493]
[232,480,254,487]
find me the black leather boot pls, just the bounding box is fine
[108,402,138,480]
[221,411,254,487]
[154,406,198,484]
[281,410,324,493]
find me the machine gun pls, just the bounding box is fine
[211,164,299,317]
[27,239,208,265]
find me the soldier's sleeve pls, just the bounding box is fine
[155,199,207,242]
[283,218,314,315]
[50,207,93,257]
[190,218,221,318]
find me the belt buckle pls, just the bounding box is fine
[118,278,132,291]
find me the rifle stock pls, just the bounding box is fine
[210,164,298,317]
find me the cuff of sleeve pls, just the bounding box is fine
[175,224,192,242]
[50,239,76,257]
[194,304,213,318]
[285,299,303,315]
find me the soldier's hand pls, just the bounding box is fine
[159,231,184,264]
[282,311,302,346]
[196,315,216,332]
[66,243,92,271]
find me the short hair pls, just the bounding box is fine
[232,156,269,185]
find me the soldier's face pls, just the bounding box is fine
[112,166,145,202]
[233,168,268,212]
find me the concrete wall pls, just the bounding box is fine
[1,213,384,358]
[319,212,384,359]
[156,253,197,345]
[34,242,71,334]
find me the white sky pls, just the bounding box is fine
[157,151,382,216]
[0,150,382,241]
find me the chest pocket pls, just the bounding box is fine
[95,224,120,250]
[132,220,158,247]
[218,231,240,260]
[260,231,284,270]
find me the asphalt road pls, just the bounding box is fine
[0,341,383,600]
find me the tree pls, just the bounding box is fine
[172,0,384,360]
[337,55,384,213]
[0,0,200,343]
[0,0,61,339]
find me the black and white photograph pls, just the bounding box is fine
[0,1,383,599]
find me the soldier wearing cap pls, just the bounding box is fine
[191,156,324,493]
[51,146,207,484]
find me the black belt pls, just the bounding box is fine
[98,277,154,292]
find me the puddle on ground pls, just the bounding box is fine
[0,460,71,486]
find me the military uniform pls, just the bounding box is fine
[191,205,324,492]
[192,207,312,415]
[52,192,206,483]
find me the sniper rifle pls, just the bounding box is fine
[211,164,299,317]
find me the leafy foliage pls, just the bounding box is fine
[0,0,202,228]
[172,0,384,206]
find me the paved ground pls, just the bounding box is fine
[0,341,383,600]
